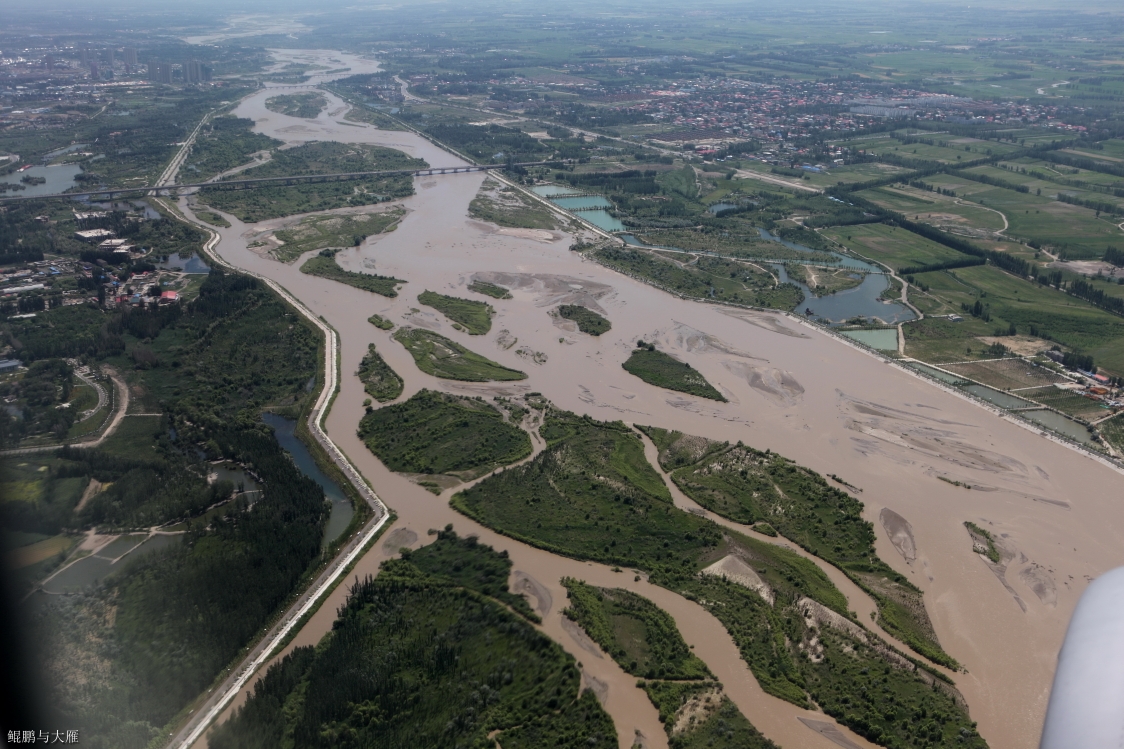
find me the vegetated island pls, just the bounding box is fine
[368,313,394,330]
[468,279,513,299]
[557,304,611,336]
[623,342,727,402]
[357,343,403,402]
[639,425,958,670]
[357,389,531,480]
[393,326,527,381]
[270,209,404,263]
[300,250,405,298]
[453,406,986,749]
[418,289,494,335]
[208,529,615,749]
[199,141,424,222]
[561,579,781,749]
[264,92,328,119]
[964,521,1001,563]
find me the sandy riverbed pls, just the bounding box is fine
[184,54,1124,749]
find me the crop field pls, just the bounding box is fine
[417,290,494,335]
[924,174,1122,258]
[941,358,1070,390]
[901,265,1124,374]
[623,345,726,401]
[857,185,1007,234]
[1019,387,1112,420]
[393,327,527,381]
[798,161,912,188]
[821,223,971,271]
[270,209,403,263]
[1098,413,1124,454]
[300,254,405,297]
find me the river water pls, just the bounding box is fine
[181,50,1124,749]
[263,413,354,549]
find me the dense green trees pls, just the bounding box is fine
[209,534,615,749]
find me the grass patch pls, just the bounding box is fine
[208,543,613,749]
[270,209,403,263]
[194,210,231,228]
[557,305,611,336]
[367,313,394,330]
[562,579,711,679]
[468,280,512,299]
[633,230,836,264]
[393,327,527,382]
[264,93,327,119]
[964,522,1001,563]
[357,343,403,403]
[642,682,778,749]
[469,178,562,230]
[821,222,971,271]
[593,246,803,312]
[623,344,726,401]
[357,389,531,477]
[417,290,494,335]
[299,253,405,297]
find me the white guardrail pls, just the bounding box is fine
[170,217,390,749]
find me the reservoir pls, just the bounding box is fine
[0,164,81,197]
[263,413,354,549]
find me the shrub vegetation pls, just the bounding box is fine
[393,327,527,381]
[624,344,726,401]
[358,389,531,477]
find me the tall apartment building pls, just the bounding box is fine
[79,47,89,65]
[105,48,115,66]
[150,62,173,85]
[123,47,138,66]
[183,59,203,84]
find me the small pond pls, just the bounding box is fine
[962,384,1035,410]
[156,253,211,274]
[40,533,183,594]
[772,263,916,324]
[841,328,899,351]
[905,361,968,385]
[532,185,585,197]
[263,413,353,549]
[1020,409,1096,445]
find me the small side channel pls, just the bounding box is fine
[263,413,354,549]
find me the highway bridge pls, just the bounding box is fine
[0,160,565,204]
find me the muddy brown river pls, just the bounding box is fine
[184,51,1124,749]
